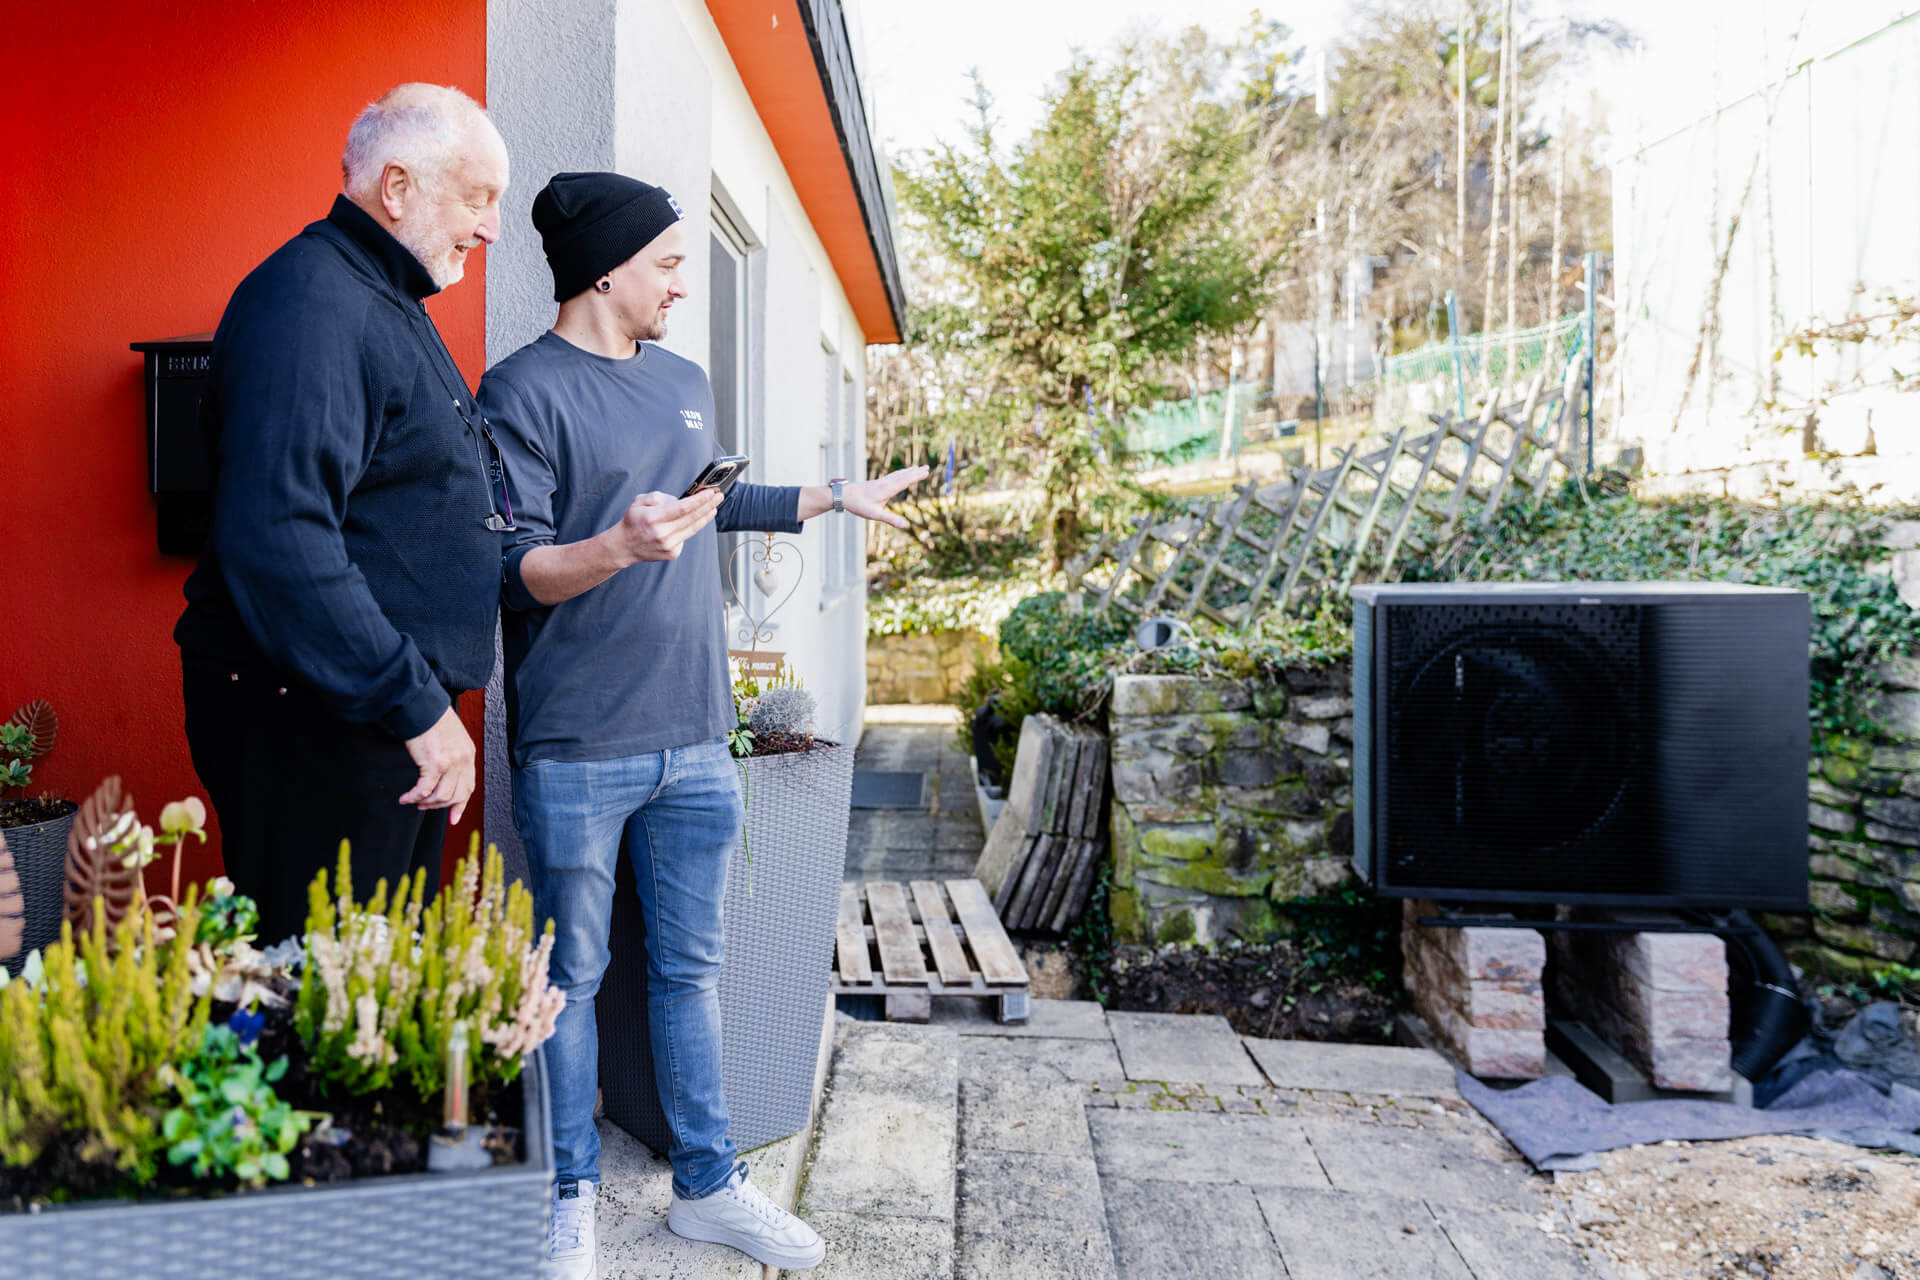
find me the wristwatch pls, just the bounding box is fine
[829,477,846,513]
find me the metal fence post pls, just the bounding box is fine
[1583,252,1597,474]
[1445,289,1467,422]
[1218,347,1241,464]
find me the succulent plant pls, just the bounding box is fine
[748,686,816,739]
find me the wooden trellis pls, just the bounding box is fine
[1066,371,1586,627]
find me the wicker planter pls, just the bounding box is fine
[601,742,854,1154]
[1,802,76,977]
[1,1049,554,1278]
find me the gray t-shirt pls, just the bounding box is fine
[480,331,802,766]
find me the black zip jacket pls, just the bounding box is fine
[175,196,500,740]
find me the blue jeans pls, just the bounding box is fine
[514,738,742,1199]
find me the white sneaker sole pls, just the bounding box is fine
[667,1205,826,1270]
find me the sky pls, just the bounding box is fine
[849,1,1916,164]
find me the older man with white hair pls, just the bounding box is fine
[176,83,511,942]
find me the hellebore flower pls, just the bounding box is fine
[159,797,209,843]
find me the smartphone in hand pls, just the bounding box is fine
[682,454,750,499]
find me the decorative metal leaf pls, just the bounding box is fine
[64,775,141,934]
[0,828,23,962]
[6,699,57,757]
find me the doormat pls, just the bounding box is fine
[851,771,927,810]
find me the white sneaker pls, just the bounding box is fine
[667,1165,826,1270]
[545,1180,598,1280]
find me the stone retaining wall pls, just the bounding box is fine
[1776,723,1920,976]
[865,629,997,705]
[1106,666,1356,945]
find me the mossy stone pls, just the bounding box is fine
[1156,908,1196,944]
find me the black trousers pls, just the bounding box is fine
[181,656,447,944]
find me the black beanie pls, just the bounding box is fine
[532,171,685,302]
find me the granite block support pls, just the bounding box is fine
[1549,921,1731,1092]
[1400,900,1546,1079]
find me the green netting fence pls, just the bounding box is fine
[1119,379,1287,469]
[1118,313,1590,471]
[1375,312,1587,431]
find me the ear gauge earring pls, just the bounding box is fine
[595,278,612,294]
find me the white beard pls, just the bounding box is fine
[394,221,465,290]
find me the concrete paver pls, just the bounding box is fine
[1102,1178,1287,1280]
[805,1208,955,1280]
[936,996,1111,1040]
[1256,1187,1475,1279]
[1302,1117,1542,1210]
[1428,1202,1596,1279]
[1088,1110,1328,1189]
[1244,1036,1459,1098]
[959,1034,1124,1083]
[957,1151,1119,1280]
[802,1024,959,1220]
[1107,1010,1265,1086]
[962,1076,1094,1157]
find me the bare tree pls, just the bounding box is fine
[1481,0,1507,362]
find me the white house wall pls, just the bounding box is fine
[1613,12,1920,475]
[483,0,874,862]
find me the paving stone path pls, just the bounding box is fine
[841,706,984,885]
[796,998,1597,1279]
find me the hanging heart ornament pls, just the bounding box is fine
[725,533,805,649]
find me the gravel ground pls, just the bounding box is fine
[1544,1135,1920,1279]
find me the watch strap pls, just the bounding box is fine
[829,477,846,513]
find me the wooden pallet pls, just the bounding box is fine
[833,878,1031,1024]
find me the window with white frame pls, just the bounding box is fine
[710,198,755,609]
[842,369,860,592]
[820,344,844,596]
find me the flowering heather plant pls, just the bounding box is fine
[296,839,564,1104]
[0,893,210,1179]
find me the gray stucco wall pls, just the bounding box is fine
[482,0,622,878]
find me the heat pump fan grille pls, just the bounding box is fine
[1385,602,1648,894]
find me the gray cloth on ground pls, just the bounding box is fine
[1833,1001,1920,1090]
[1757,1002,1920,1106]
[1458,1068,1920,1171]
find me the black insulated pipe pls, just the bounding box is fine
[1685,908,1808,1082]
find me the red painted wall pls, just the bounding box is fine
[2,0,489,895]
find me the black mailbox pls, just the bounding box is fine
[130,333,213,555]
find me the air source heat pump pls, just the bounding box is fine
[1351,582,1810,910]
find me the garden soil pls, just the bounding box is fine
[1077,940,1402,1042]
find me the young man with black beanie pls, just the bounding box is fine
[480,171,926,1279]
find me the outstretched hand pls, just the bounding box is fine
[840,465,932,529]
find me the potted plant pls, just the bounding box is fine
[0,778,563,1278]
[599,668,854,1155]
[0,700,74,975]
